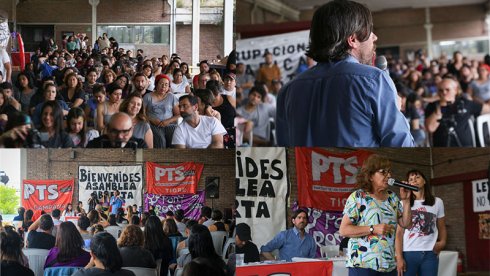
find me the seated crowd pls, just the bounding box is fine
[0,203,236,276]
[234,51,490,147]
[0,35,237,148]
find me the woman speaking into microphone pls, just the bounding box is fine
[339,154,412,275]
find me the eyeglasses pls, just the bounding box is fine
[108,127,132,135]
[376,169,392,175]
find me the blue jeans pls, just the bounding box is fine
[403,251,439,276]
[348,267,397,276]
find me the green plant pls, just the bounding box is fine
[0,185,19,214]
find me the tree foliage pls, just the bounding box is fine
[0,185,19,214]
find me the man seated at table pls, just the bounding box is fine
[260,209,316,261]
[236,223,260,263]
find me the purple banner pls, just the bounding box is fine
[293,202,343,257]
[144,190,205,220]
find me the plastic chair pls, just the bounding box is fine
[468,118,476,147]
[210,231,227,256]
[477,113,490,147]
[122,267,158,276]
[22,248,50,276]
[105,226,122,240]
[320,245,339,258]
[43,266,82,276]
[222,238,235,261]
[155,259,162,276]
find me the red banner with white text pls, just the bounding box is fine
[146,162,203,195]
[22,179,74,213]
[296,148,372,211]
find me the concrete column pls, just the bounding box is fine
[223,0,233,57]
[12,0,19,33]
[192,0,200,67]
[424,7,434,59]
[486,14,490,53]
[88,0,100,46]
[167,0,176,55]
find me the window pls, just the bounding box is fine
[97,25,170,44]
[433,38,489,59]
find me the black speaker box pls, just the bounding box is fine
[205,177,220,199]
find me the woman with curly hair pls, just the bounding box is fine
[60,72,85,108]
[117,225,156,268]
[339,154,411,275]
[44,221,91,268]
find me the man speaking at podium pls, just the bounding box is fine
[276,0,414,147]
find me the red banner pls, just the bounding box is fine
[296,148,372,211]
[236,261,332,276]
[146,162,203,195]
[22,179,74,213]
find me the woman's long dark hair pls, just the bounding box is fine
[40,100,64,134]
[55,221,85,263]
[188,224,219,260]
[406,169,435,207]
[91,232,123,273]
[144,216,172,260]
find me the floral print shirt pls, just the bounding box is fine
[342,189,402,272]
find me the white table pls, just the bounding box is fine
[329,251,457,276]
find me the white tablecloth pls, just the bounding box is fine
[330,251,458,276]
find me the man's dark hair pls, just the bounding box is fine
[205,80,222,97]
[131,215,140,225]
[179,94,198,106]
[39,214,54,231]
[211,209,223,221]
[78,215,90,230]
[249,86,266,101]
[200,206,212,219]
[175,209,184,221]
[0,82,13,91]
[291,209,308,220]
[108,214,117,226]
[186,219,198,230]
[306,0,373,62]
[51,208,61,218]
[90,232,123,273]
[166,211,174,217]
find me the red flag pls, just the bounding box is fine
[146,162,203,195]
[296,148,372,211]
[22,179,74,213]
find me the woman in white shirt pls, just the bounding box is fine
[396,169,447,276]
[62,203,76,218]
[170,68,191,97]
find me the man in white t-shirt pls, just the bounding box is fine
[172,95,227,148]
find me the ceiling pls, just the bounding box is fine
[280,0,488,11]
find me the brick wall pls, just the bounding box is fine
[4,0,223,61]
[176,24,224,64]
[24,149,235,215]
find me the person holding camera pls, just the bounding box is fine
[425,77,490,146]
[88,192,99,212]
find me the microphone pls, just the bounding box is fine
[375,55,388,71]
[387,178,419,191]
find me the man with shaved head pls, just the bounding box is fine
[87,112,147,148]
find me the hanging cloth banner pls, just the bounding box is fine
[146,161,203,195]
[296,148,372,211]
[144,191,205,220]
[22,179,74,213]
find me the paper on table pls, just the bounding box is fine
[291,257,324,262]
